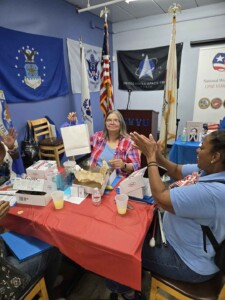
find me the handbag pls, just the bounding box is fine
[0,237,30,299]
[201,225,225,273]
[21,123,40,169]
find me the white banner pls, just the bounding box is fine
[159,16,177,151]
[67,38,101,93]
[193,45,225,123]
[81,43,94,136]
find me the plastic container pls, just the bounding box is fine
[180,127,187,143]
[91,187,101,206]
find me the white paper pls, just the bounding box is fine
[64,194,87,204]
[13,178,45,191]
[60,124,91,157]
[0,195,17,206]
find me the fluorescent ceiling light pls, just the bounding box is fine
[78,0,138,13]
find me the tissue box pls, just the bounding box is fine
[26,160,57,179]
[73,172,109,195]
[15,190,51,206]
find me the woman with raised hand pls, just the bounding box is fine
[67,110,141,176]
[0,128,20,183]
[107,130,225,300]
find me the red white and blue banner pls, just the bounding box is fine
[67,38,101,93]
[0,27,68,103]
[193,45,225,123]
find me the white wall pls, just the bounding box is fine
[112,2,225,135]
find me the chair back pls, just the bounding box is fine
[28,118,52,142]
[219,283,225,299]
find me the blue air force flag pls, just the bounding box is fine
[67,38,101,93]
[0,27,68,103]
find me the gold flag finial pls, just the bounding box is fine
[100,6,110,21]
[168,3,181,16]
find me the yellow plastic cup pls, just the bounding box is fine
[51,191,64,209]
[115,194,128,215]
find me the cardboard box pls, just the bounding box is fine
[13,178,52,206]
[120,174,146,198]
[73,172,109,196]
[26,160,57,179]
[108,169,117,186]
[16,190,51,206]
[120,167,152,199]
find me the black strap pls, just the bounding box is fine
[200,179,225,253]
[23,123,30,141]
[201,225,220,253]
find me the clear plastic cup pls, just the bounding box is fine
[63,160,76,174]
[115,194,128,215]
[51,191,64,209]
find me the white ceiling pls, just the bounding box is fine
[65,0,225,23]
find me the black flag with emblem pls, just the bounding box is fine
[117,43,183,91]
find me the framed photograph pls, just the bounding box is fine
[186,121,203,142]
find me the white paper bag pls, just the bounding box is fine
[60,124,91,157]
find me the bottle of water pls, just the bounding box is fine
[180,127,187,143]
[92,188,101,206]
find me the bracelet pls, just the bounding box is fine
[147,161,157,167]
[148,164,158,167]
[8,146,18,154]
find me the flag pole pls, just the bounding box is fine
[160,3,181,156]
[100,6,109,21]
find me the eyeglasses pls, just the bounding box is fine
[106,119,120,124]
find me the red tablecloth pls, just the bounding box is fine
[1,190,153,290]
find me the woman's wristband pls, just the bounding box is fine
[8,145,18,154]
[148,164,158,167]
[147,161,157,167]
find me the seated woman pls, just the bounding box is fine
[107,130,225,300]
[0,128,20,184]
[0,145,63,299]
[67,110,141,176]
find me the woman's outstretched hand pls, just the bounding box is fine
[2,128,17,150]
[67,112,77,123]
[130,132,158,162]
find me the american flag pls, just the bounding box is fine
[100,19,114,118]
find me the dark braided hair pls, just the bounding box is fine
[208,130,225,166]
